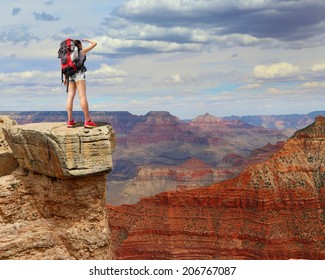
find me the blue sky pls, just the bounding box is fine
[1,0,325,118]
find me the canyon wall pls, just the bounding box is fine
[110,142,284,205]
[0,117,116,259]
[107,116,325,260]
[108,111,287,205]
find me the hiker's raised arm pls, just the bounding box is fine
[81,38,97,54]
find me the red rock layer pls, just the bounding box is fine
[107,116,325,260]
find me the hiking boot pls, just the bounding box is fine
[84,119,97,128]
[67,119,77,128]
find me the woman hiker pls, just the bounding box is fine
[64,38,97,128]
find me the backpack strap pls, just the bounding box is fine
[61,71,70,93]
[66,76,70,93]
[61,69,64,84]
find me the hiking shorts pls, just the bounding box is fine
[69,71,86,83]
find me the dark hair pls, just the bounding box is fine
[74,40,82,50]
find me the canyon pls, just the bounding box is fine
[108,112,287,204]
[107,116,325,260]
[109,142,285,205]
[0,113,324,260]
[1,110,322,205]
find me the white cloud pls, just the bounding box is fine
[166,73,198,85]
[171,74,184,84]
[87,65,127,87]
[96,36,204,57]
[253,62,300,79]
[215,33,274,48]
[0,64,127,90]
[267,87,298,95]
[311,63,325,72]
[90,64,127,77]
[88,63,128,85]
[151,71,214,87]
[0,70,57,85]
[239,83,261,90]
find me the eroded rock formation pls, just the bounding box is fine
[108,112,287,205]
[0,119,115,259]
[109,158,220,205]
[107,116,325,260]
[109,142,285,206]
[3,122,115,178]
[0,116,19,176]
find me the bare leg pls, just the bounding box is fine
[75,80,91,121]
[66,81,77,121]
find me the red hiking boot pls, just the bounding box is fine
[67,119,76,128]
[84,119,97,128]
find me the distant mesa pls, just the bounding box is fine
[192,112,223,122]
[144,111,181,124]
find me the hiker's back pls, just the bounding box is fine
[58,38,86,91]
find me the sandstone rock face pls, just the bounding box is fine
[107,116,325,260]
[1,170,113,259]
[3,122,115,178]
[0,116,19,176]
[0,119,116,259]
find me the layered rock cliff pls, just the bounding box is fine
[0,118,115,259]
[108,112,287,204]
[110,142,284,206]
[109,158,224,205]
[107,116,325,260]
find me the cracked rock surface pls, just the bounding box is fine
[3,122,115,178]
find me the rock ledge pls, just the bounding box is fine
[3,122,116,178]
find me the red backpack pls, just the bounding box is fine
[57,38,86,92]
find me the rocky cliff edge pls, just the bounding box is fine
[0,117,116,259]
[3,121,115,178]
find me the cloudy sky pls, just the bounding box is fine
[1,0,325,118]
